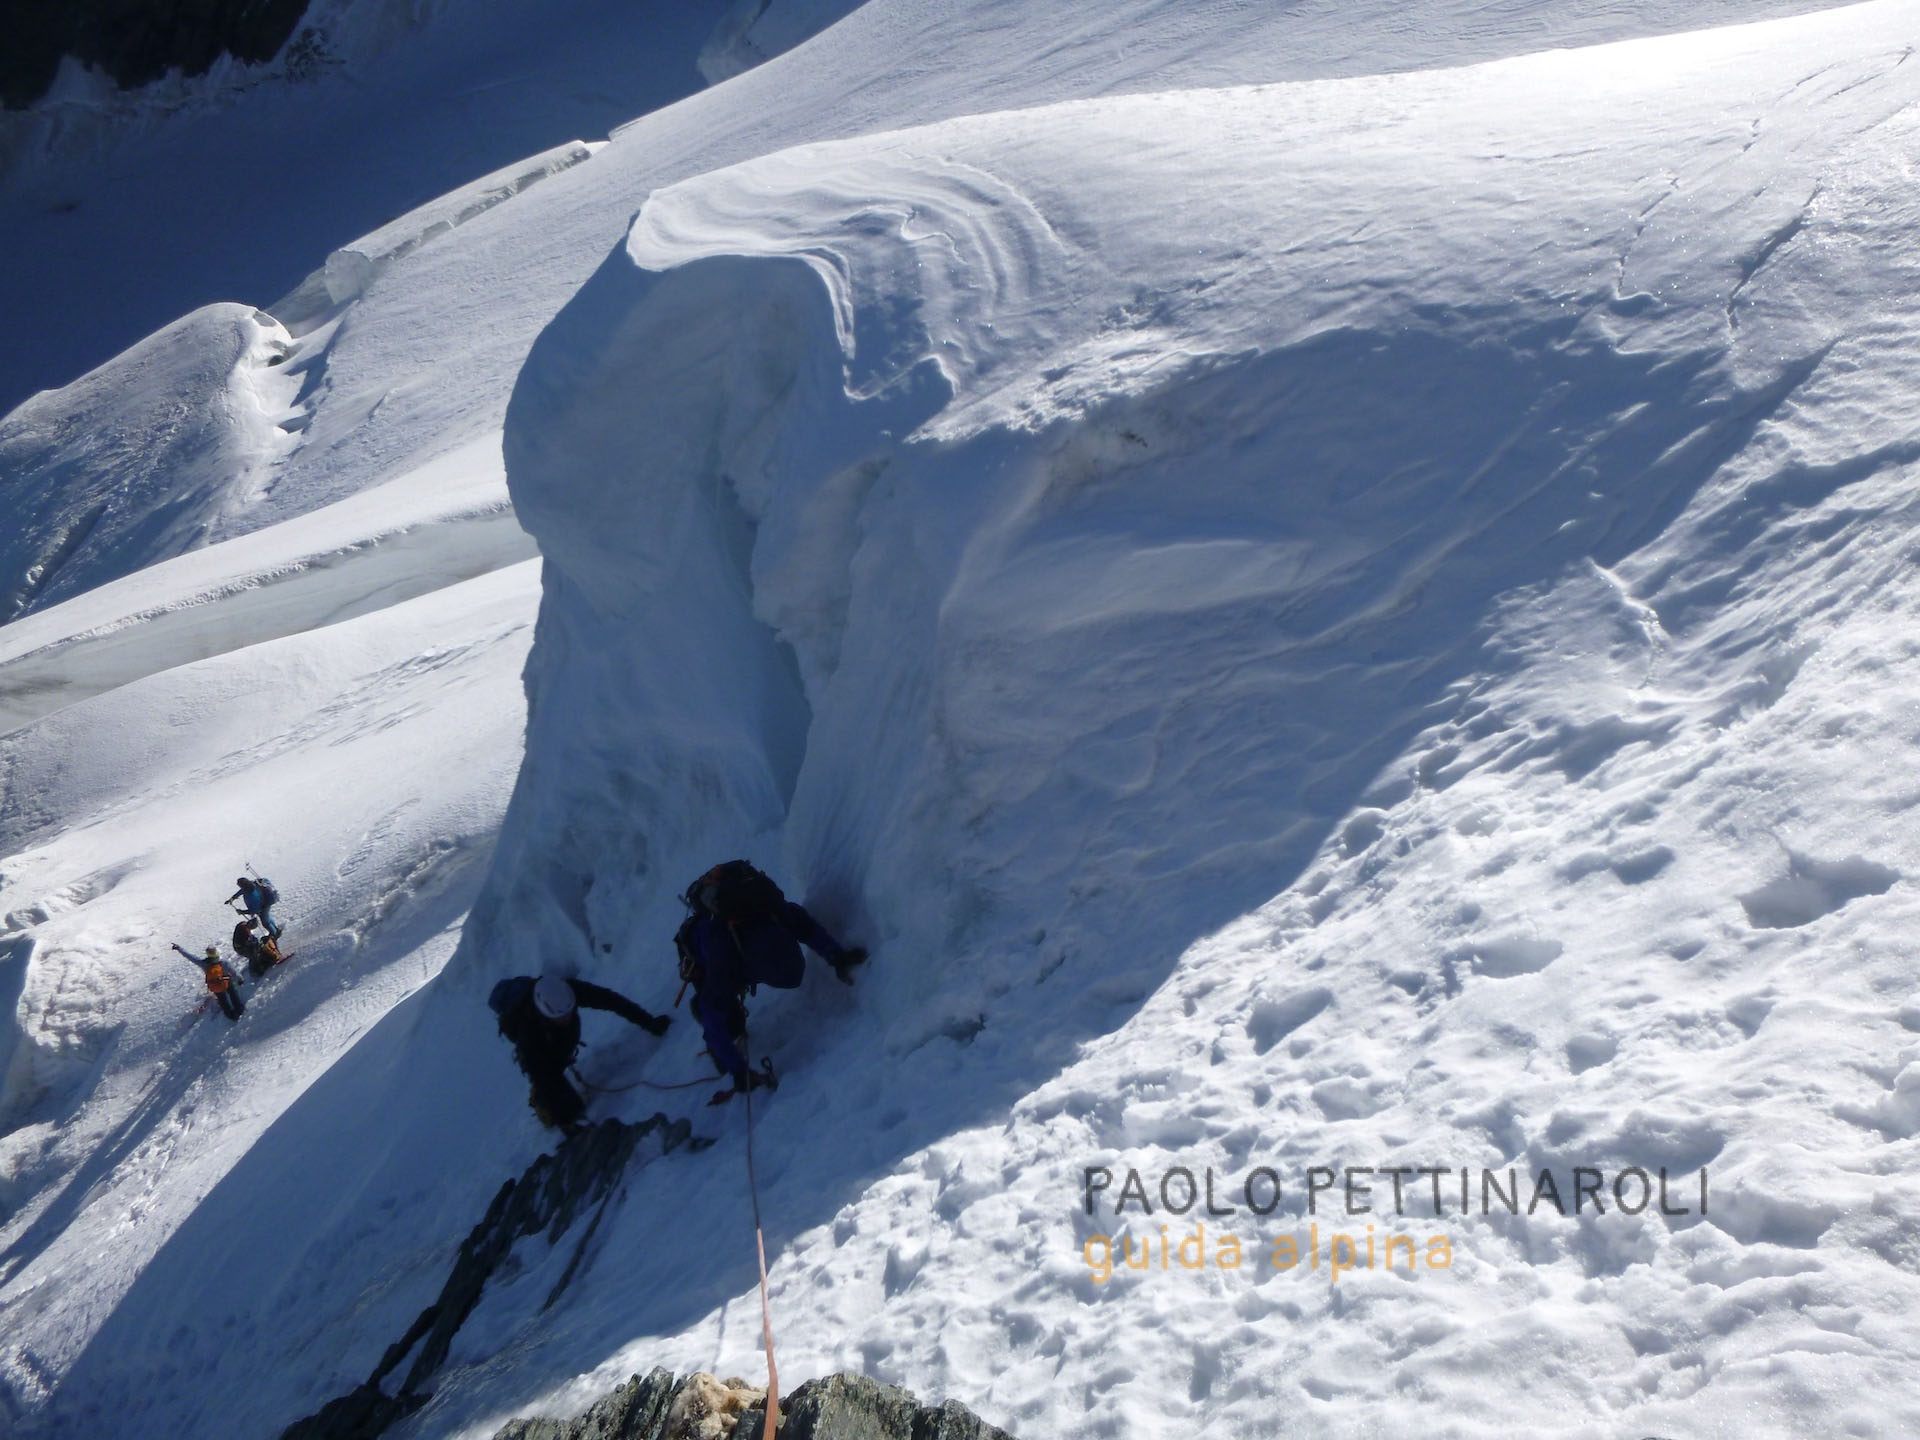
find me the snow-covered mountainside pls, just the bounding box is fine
[6,1,1920,1437]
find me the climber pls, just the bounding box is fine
[673,860,866,1104]
[231,917,283,979]
[172,942,244,1021]
[488,973,671,1134]
[228,874,282,942]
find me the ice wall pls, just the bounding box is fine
[482,14,1892,1065]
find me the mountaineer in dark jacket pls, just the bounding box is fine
[232,918,282,978]
[488,973,670,1133]
[674,861,866,1103]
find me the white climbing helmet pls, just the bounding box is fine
[533,974,577,1021]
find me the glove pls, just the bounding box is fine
[642,1011,671,1037]
[831,947,869,985]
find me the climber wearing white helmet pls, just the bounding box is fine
[487,971,670,1133]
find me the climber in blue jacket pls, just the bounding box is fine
[228,875,283,941]
[673,860,865,1103]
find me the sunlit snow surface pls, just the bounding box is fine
[6,1,1920,1437]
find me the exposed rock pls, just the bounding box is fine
[754,1373,1013,1440]
[663,1373,766,1439]
[3,0,312,110]
[279,1113,1009,1440]
[494,1370,1013,1440]
[492,1369,680,1440]
[494,1370,766,1440]
[283,1115,700,1440]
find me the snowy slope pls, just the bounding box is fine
[0,559,536,1414]
[0,304,299,621]
[7,0,1920,1438]
[239,0,1871,542]
[0,431,530,732]
[460,8,1920,1435]
[0,0,735,418]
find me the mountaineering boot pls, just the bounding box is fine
[831,947,869,985]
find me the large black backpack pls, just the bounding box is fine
[488,976,534,1035]
[683,860,785,930]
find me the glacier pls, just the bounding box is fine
[5,1,1920,1437]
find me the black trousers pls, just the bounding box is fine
[525,1063,585,1128]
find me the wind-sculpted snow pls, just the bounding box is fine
[495,5,1918,1024]
[627,147,1066,407]
[465,12,1920,1436]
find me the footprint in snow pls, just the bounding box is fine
[1736,851,1898,929]
[1244,986,1332,1054]
[1470,935,1562,978]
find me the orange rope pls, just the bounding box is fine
[754,1222,779,1439]
[744,1046,779,1438]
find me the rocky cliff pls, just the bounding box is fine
[494,1368,1013,1440]
[278,1111,1012,1440]
[282,1115,701,1440]
[3,0,312,109]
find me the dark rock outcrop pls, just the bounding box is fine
[494,1368,1014,1440]
[3,0,312,110]
[492,1369,682,1440]
[282,1115,700,1440]
[750,1372,1013,1440]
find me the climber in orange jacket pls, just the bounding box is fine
[172,942,244,1021]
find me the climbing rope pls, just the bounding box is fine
[744,1036,779,1440]
[569,1066,715,1096]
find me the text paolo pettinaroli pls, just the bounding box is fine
[1078,1163,1710,1284]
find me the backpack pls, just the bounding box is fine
[251,878,279,907]
[683,860,785,930]
[488,976,535,1033]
